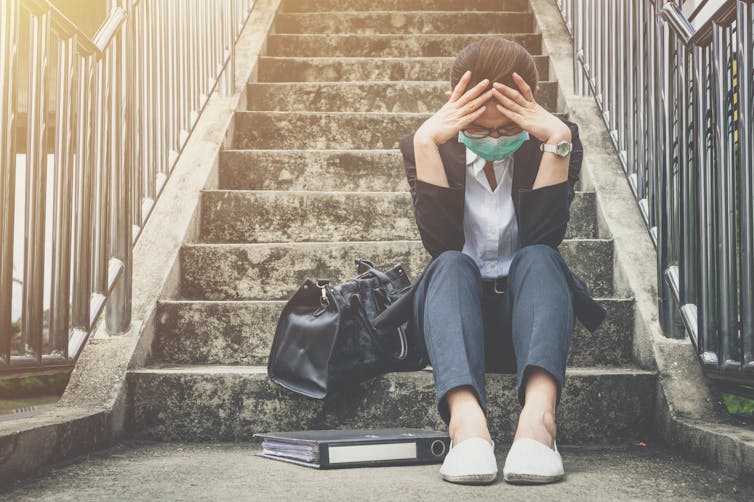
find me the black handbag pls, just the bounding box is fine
[267,258,429,399]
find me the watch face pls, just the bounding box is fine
[556,141,571,156]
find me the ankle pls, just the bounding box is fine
[448,408,492,446]
[515,407,557,443]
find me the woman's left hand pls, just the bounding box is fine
[491,72,571,143]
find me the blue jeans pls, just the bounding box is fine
[410,245,575,426]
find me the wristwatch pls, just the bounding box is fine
[540,140,573,157]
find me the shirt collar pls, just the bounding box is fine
[465,147,512,178]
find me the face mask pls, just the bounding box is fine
[458,130,529,161]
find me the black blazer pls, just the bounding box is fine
[374,118,607,334]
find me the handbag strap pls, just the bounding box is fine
[353,259,396,291]
[351,295,408,361]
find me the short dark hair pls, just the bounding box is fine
[450,36,539,108]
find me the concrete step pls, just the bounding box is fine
[274,11,536,34]
[198,190,597,243]
[232,111,566,150]
[178,240,613,300]
[266,33,542,58]
[257,56,549,82]
[246,81,560,113]
[218,149,584,192]
[9,440,754,500]
[219,150,410,192]
[152,297,634,367]
[281,0,530,12]
[126,364,656,443]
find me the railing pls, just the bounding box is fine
[555,0,754,394]
[0,0,255,376]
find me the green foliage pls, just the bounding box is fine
[0,372,71,398]
[722,392,754,416]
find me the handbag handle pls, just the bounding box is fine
[353,258,399,292]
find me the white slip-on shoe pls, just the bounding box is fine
[502,437,565,484]
[439,436,498,484]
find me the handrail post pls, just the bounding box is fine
[106,0,132,335]
[0,0,20,367]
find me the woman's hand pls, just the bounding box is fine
[415,70,495,145]
[491,72,571,143]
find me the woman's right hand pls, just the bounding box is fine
[415,70,495,145]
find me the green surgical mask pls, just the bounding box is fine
[458,130,529,161]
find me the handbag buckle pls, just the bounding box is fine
[316,280,330,306]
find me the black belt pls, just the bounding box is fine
[482,276,508,295]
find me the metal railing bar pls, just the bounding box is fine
[22,0,101,57]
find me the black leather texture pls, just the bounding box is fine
[267,259,430,399]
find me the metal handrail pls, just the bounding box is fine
[1,0,255,376]
[555,0,754,393]
[21,0,106,56]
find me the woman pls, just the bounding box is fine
[398,36,606,485]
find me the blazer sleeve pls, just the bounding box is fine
[515,119,583,249]
[399,133,465,258]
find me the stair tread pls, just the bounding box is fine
[201,188,593,195]
[184,238,611,246]
[157,296,631,304]
[9,440,754,499]
[129,363,657,376]
[247,80,559,85]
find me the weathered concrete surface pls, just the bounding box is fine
[232,110,566,150]
[266,33,542,58]
[528,0,754,483]
[199,190,596,242]
[281,0,530,11]
[126,365,656,443]
[179,240,614,300]
[0,0,285,488]
[8,438,753,501]
[151,297,633,367]
[274,11,536,34]
[257,55,550,82]
[246,81,560,112]
[220,149,411,191]
[219,148,585,192]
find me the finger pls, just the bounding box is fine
[449,70,472,102]
[466,88,495,111]
[491,87,524,114]
[493,81,529,108]
[461,105,487,125]
[457,77,490,107]
[496,104,523,125]
[511,72,535,102]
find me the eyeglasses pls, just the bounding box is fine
[461,126,521,139]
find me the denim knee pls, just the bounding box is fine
[508,244,568,282]
[427,250,482,283]
[511,243,561,267]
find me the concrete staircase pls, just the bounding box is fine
[126,0,658,445]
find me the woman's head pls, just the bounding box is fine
[449,36,539,136]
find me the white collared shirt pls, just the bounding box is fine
[461,148,521,280]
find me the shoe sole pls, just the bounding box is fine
[503,471,564,484]
[440,472,498,484]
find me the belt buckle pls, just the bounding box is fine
[493,277,505,294]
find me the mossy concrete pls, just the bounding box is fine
[126,365,656,444]
[151,297,633,367]
[198,190,595,242]
[178,239,614,300]
[246,81,560,113]
[257,55,549,82]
